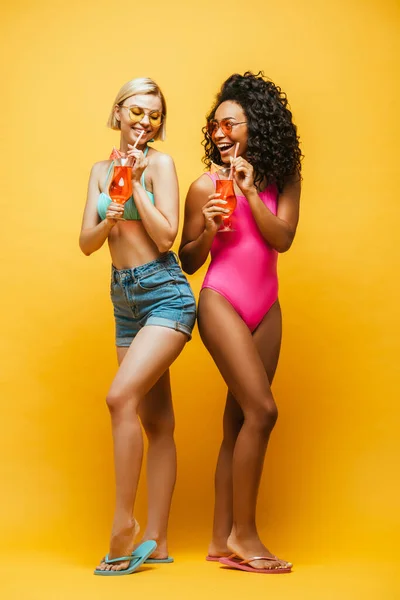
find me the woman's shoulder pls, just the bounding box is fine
[184,173,214,207]
[189,172,214,193]
[88,160,112,194]
[90,159,111,179]
[148,148,174,168]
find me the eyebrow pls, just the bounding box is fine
[212,117,239,121]
[123,104,161,111]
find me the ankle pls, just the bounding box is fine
[230,523,258,541]
[142,530,166,544]
[112,516,138,536]
[211,533,230,546]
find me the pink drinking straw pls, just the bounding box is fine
[229,143,240,180]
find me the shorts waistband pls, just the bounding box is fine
[112,251,179,284]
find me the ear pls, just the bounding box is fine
[114,105,121,122]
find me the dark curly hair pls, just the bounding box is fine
[202,71,302,192]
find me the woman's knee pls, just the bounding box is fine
[246,397,278,434]
[106,388,135,415]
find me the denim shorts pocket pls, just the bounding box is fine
[137,268,174,291]
[168,267,195,297]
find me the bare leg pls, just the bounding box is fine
[96,326,187,572]
[208,300,282,557]
[138,370,176,559]
[207,392,243,557]
[199,291,288,570]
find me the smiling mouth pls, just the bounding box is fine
[218,143,235,152]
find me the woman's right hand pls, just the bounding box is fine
[105,201,125,227]
[202,193,229,234]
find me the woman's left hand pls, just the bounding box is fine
[127,145,149,183]
[230,156,256,195]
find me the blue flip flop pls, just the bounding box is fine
[145,556,174,564]
[94,540,157,576]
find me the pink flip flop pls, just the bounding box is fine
[206,555,223,562]
[219,554,292,574]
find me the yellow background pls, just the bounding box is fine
[1,0,399,598]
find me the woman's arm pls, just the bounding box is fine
[232,156,301,253]
[179,175,229,274]
[246,177,301,252]
[79,162,124,256]
[129,150,179,253]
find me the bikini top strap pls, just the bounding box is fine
[103,160,114,189]
[141,146,150,190]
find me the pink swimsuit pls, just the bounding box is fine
[202,172,279,332]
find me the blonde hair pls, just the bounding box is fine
[107,77,167,141]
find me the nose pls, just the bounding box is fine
[214,125,226,141]
[140,114,151,126]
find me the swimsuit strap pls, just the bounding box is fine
[205,171,218,184]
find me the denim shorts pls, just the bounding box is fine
[110,252,196,346]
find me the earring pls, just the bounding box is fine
[149,138,155,143]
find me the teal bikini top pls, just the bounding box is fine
[97,146,154,221]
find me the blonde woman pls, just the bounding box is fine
[80,78,196,576]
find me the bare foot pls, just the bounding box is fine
[227,530,292,571]
[136,534,169,560]
[96,519,140,572]
[207,539,231,559]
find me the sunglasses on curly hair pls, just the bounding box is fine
[207,118,247,138]
[120,104,164,128]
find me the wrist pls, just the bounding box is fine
[103,218,116,231]
[202,226,217,242]
[244,186,259,201]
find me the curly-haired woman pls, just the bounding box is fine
[179,72,302,574]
